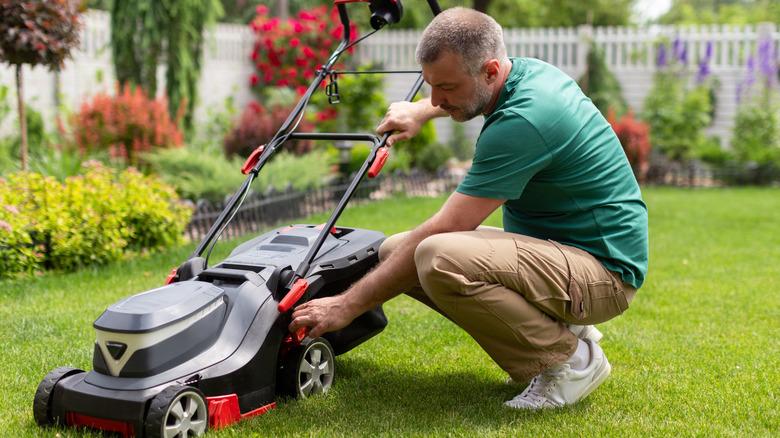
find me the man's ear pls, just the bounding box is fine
[482,58,501,83]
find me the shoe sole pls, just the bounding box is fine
[577,355,611,403]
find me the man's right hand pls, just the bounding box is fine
[376,98,444,146]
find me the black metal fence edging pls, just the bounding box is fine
[185,171,462,242]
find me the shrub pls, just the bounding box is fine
[731,94,780,168]
[0,163,191,278]
[579,42,627,116]
[145,146,333,202]
[223,100,314,157]
[608,109,651,183]
[249,4,357,91]
[415,142,452,172]
[642,73,713,161]
[68,84,184,165]
[310,65,387,134]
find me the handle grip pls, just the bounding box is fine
[367,146,389,178]
[241,144,265,175]
[277,278,309,313]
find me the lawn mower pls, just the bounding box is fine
[32,0,442,436]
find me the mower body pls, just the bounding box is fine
[47,225,387,435]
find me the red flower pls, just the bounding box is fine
[277,79,289,87]
[293,21,304,34]
[249,101,262,113]
[296,86,308,95]
[250,74,259,86]
[251,49,259,61]
[290,37,300,48]
[302,46,315,58]
[255,5,268,15]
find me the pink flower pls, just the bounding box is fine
[255,5,268,15]
[0,220,11,232]
[293,21,304,34]
[4,205,19,215]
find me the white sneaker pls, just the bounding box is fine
[504,339,611,410]
[505,325,602,385]
[568,324,603,343]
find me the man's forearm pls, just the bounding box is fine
[419,97,449,120]
[340,219,443,315]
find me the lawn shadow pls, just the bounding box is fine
[247,356,579,436]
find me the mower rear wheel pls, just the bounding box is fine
[145,385,208,438]
[279,337,335,399]
[33,366,84,426]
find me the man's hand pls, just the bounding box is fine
[289,295,358,339]
[376,98,445,146]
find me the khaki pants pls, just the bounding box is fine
[379,226,636,382]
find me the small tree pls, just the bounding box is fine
[0,0,82,170]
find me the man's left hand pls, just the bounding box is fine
[289,295,357,339]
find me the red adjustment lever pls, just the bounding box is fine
[293,327,308,343]
[278,278,309,313]
[241,144,265,175]
[164,268,178,285]
[367,146,389,178]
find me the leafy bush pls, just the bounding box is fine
[415,142,452,172]
[145,146,334,202]
[310,65,387,133]
[249,4,356,90]
[731,94,780,168]
[223,100,314,158]
[642,73,713,161]
[0,0,81,67]
[608,110,651,183]
[579,42,627,116]
[68,84,184,165]
[0,163,191,278]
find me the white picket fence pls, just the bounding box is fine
[1,10,777,148]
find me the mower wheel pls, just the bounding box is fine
[145,385,208,438]
[33,366,84,426]
[278,337,335,399]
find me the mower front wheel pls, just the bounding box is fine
[33,366,84,426]
[279,337,335,399]
[145,385,208,438]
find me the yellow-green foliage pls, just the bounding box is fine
[0,162,192,278]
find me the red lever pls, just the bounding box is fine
[241,144,265,175]
[164,268,178,285]
[367,146,389,178]
[277,278,309,313]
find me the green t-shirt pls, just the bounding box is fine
[456,57,648,289]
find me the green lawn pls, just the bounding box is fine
[1,187,778,437]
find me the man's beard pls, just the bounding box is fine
[443,81,493,122]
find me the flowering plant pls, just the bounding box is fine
[67,84,184,165]
[608,109,651,183]
[249,5,358,92]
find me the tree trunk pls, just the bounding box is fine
[16,64,28,171]
[473,0,491,13]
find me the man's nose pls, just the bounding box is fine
[430,88,445,108]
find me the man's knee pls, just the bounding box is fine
[378,231,411,262]
[414,234,466,296]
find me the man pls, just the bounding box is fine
[290,7,648,410]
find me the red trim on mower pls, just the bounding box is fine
[164,268,178,285]
[277,278,309,313]
[66,412,134,438]
[241,144,266,175]
[207,394,276,429]
[367,146,389,178]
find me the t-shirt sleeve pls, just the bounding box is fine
[456,112,551,200]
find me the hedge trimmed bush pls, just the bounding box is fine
[0,162,191,278]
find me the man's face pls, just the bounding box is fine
[422,51,493,122]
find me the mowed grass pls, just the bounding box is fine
[0,187,778,437]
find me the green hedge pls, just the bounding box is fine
[0,162,192,278]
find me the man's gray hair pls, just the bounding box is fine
[415,7,507,75]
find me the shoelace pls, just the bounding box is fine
[516,364,571,405]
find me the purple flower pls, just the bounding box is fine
[757,36,778,87]
[656,43,668,68]
[696,41,714,84]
